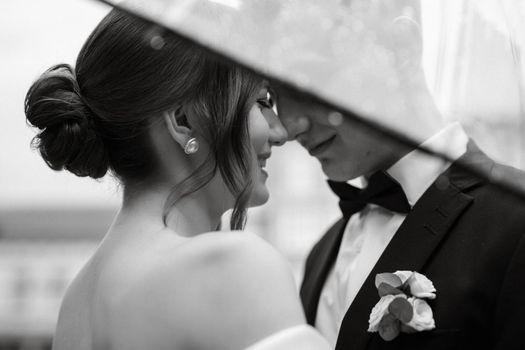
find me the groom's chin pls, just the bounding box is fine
[319,159,355,182]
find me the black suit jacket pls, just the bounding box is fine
[300,143,525,350]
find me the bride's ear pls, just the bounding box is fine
[164,107,192,147]
[164,107,200,155]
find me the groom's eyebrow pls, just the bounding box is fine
[270,79,327,106]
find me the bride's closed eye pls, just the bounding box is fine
[256,91,275,110]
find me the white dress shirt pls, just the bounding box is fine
[315,123,469,347]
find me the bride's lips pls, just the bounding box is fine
[257,152,271,170]
[308,135,336,156]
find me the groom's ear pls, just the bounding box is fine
[392,16,422,55]
[163,107,193,148]
[390,5,423,71]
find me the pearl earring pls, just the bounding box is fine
[184,137,199,154]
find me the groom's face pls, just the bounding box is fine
[277,93,398,181]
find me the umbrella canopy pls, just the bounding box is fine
[98,0,525,197]
[101,0,429,137]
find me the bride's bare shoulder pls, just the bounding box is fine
[132,231,305,349]
[153,230,298,299]
[180,230,289,270]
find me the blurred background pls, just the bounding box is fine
[1,0,524,348]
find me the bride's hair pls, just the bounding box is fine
[24,9,262,229]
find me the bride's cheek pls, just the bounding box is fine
[247,107,270,152]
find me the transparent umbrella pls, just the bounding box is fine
[97,0,525,198]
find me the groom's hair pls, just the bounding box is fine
[25,9,262,229]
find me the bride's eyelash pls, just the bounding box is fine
[257,92,274,109]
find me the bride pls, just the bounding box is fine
[25,8,330,350]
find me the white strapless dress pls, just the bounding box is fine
[245,325,331,350]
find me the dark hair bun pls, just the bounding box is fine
[25,64,109,179]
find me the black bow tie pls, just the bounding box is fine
[328,171,411,220]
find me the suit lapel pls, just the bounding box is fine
[335,143,493,350]
[301,218,347,324]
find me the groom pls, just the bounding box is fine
[274,1,525,349]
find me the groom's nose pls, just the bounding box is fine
[281,114,310,141]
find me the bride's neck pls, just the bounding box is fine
[118,182,225,237]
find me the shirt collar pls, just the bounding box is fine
[386,122,469,206]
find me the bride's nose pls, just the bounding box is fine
[267,109,288,147]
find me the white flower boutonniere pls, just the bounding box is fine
[367,271,436,341]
